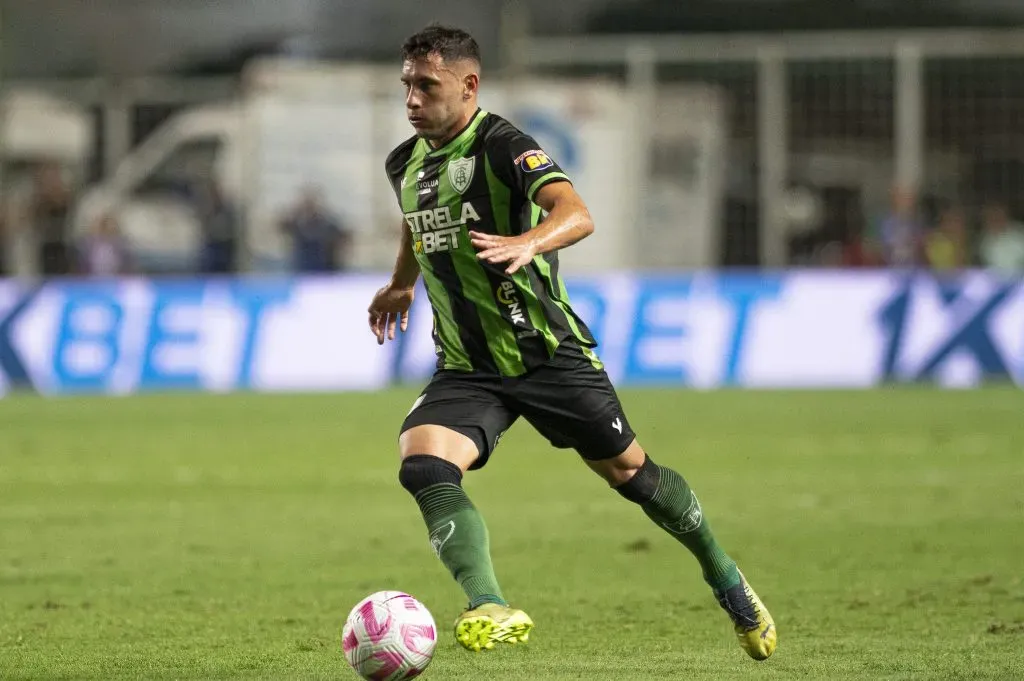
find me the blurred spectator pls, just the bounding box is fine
[839,223,882,268]
[979,202,1024,273]
[29,162,75,276]
[0,207,7,277]
[194,180,238,274]
[280,186,352,273]
[77,214,133,276]
[870,185,923,267]
[924,206,967,271]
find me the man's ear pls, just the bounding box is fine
[463,72,479,100]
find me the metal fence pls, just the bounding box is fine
[507,29,1024,268]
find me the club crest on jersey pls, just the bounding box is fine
[515,149,553,173]
[447,156,475,195]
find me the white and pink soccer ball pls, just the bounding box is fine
[342,591,437,680]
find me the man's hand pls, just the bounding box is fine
[367,283,415,345]
[469,231,538,274]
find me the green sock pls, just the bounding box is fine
[414,482,507,609]
[642,465,740,592]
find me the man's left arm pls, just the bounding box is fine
[470,182,594,274]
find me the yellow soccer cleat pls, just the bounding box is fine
[715,570,777,660]
[453,603,534,652]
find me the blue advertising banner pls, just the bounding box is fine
[0,271,1021,396]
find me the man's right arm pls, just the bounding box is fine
[390,220,420,289]
[368,220,419,344]
[383,139,420,289]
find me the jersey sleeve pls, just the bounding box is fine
[384,150,404,202]
[385,136,417,202]
[485,131,571,203]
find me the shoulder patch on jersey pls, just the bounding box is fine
[514,149,554,173]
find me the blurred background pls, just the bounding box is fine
[1,0,1023,393]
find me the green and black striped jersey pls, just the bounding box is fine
[385,108,599,377]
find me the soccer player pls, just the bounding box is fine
[367,24,777,660]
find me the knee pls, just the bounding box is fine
[597,459,645,487]
[398,454,463,496]
[613,454,660,504]
[587,440,647,487]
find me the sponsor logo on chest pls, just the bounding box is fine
[415,170,438,195]
[404,203,481,254]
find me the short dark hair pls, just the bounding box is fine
[401,24,480,66]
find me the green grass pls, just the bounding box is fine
[1,388,1023,680]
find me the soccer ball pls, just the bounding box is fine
[342,591,437,680]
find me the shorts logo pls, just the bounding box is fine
[447,157,475,194]
[407,394,426,416]
[514,149,553,173]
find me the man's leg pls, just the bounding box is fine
[510,341,776,660]
[398,424,507,610]
[588,441,739,592]
[588,441,777,661]
[398,380,532,652]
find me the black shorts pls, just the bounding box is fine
[400,340,637,469]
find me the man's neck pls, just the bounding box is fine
[427,108,476,149]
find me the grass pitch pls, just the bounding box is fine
[1,388,1023,680]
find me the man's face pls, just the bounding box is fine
[401,53,476,141]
